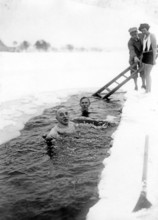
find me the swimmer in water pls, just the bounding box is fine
[45,107,76,142]
[80,96,91,117]
[43,107,77,157]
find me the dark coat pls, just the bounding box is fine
[128,34,143,64]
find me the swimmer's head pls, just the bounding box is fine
[80,97,90,112]
[56,107,69,125]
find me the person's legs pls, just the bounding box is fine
[133,77,138,90]
[139,63,146,89]
[144,64,153,93]
[141,77,146,89]
[131,64,138,90]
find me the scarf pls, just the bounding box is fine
[143,34,151,52]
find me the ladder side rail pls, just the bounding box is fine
[104,55,158,99]
[93,64,136,96]
[103,66,143,99]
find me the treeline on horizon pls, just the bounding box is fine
[0,39,105,52]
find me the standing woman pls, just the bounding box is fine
[139,23,157,93]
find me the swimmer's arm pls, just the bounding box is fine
[46,127,60,140]
[68,120,78,128]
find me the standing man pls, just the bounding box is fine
[128,27,146,90]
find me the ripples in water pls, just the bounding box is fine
[0,94,124,220]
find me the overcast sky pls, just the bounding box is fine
[0,0,157,46]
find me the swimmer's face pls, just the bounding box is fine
[80,98,90,111]
[56,108,69,125]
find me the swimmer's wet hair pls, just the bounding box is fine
[80,96,91,104]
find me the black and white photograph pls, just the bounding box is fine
[0,0,158,219]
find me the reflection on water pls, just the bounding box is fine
[0,94,123,220]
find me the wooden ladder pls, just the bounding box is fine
[93,63,143,100]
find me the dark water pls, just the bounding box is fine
[0,94,124,220]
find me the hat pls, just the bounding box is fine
[128,27,137,33]
[139,23,150,31]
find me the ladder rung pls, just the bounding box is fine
[123,75,128,79]
[106,87,111,92]
[115,81,120,85]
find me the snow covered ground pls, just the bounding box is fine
[1,0,158,219]
[87,68,158,220]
